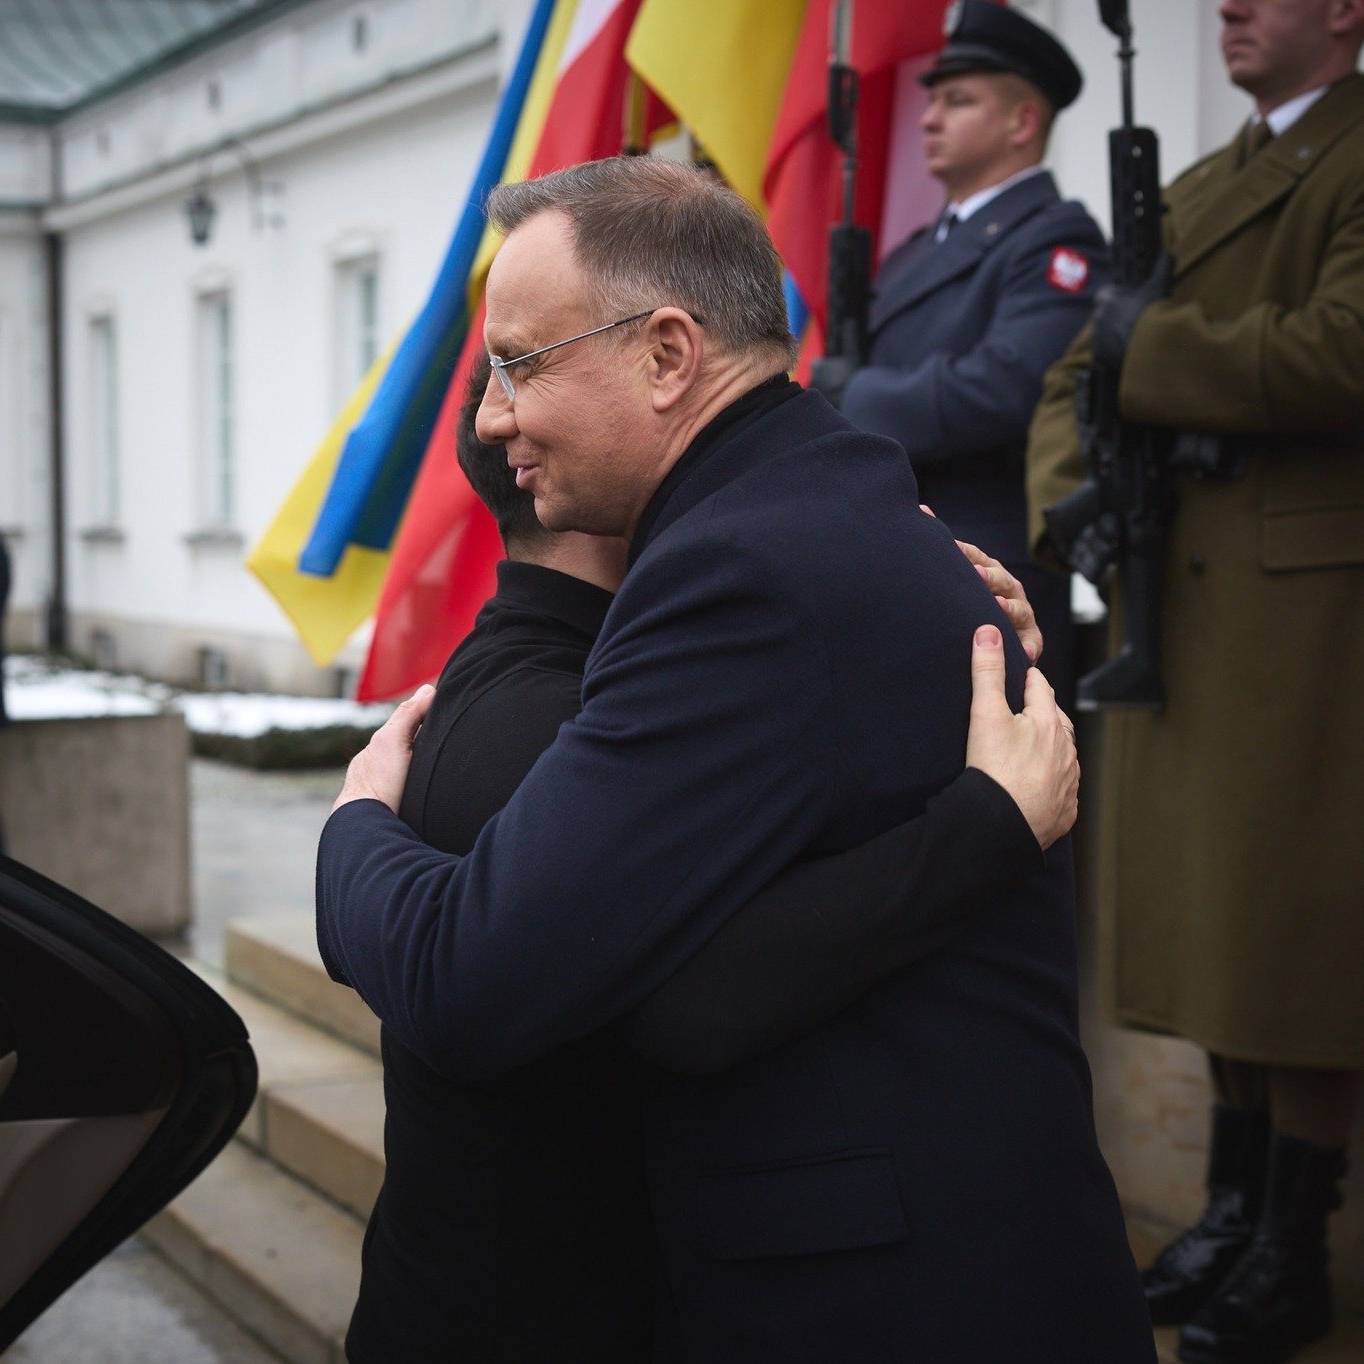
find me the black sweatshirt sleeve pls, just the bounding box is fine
[621,768,1043,1073]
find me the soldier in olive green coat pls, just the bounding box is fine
[1026,4,1364,1361]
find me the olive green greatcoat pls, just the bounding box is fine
[1026,75,1364,1067]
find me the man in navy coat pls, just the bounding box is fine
[838,0,1108,709]
[317,156,1152,1361]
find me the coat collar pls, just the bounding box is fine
[628,377,804,565]
[1172,73,1364,279]
[869,170,1061,333]
[629,387,843,563]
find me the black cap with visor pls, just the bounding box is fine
[923,0,1084,111]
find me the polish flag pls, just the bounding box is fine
[531,0,649,174]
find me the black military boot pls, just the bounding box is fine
[1176,1131,1347,1364]
[1142,1105,1269,1325]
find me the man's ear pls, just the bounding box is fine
[1008,97,1042,149]
[645,308,704,413]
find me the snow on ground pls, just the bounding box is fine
[3,656,394,737]
[178,690,394,738]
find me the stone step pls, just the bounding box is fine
[265,1074,385,1223]
[225,913,380,1056]
[191,961,385,1222]
[143,1141,362,1364]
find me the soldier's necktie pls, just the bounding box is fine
[935,211,959,244]
[1242,119,1273,164]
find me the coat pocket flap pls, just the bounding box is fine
[1261,506,1364,571]
[694,1149,907,1261]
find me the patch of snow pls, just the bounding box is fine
[3,656,394,736]
[177,692,394,738]
[4,657,164,721]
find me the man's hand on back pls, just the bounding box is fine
[965,626,1078,850]
[332,684,436,814]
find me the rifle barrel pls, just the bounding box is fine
[1118,27,1135,127]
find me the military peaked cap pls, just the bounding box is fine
[924,0,1083,111]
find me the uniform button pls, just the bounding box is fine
[1189,553,1207,575]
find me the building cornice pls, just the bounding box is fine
[42,37,498,234]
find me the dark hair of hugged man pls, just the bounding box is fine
[455,351,546,550]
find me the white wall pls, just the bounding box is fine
[1035,0,1257,229]
[20,0,510,687]
[56,0,497,206]
[60,79,494,641]
[0,124,52,204]
[0,209,51,637]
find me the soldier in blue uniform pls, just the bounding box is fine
[838,0,1107,709]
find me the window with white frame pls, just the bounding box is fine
[89,314,119,524]
[335,254,381,402]
[197,291,235,526]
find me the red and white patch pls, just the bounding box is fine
[1047,247,1090,294]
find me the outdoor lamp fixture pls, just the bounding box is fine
[185,184,217,245]
[183,136,283,248]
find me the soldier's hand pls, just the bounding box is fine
[332,685,436,814]
[1091,251,1173,371]
[964,627,1078,851]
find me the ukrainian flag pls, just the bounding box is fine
[247,0,564,664]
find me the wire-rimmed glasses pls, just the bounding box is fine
[488,310,657,402]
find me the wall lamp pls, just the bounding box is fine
[184,136,285,247]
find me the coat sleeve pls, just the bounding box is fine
[620,767,1043,1073]
[843,217,1108,463]
[1024,319,1094,562]
[1120,178,1364,432]
[315,536,839,1079]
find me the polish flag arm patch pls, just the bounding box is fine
[1048,247,1090,293]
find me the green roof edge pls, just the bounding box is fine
[0,102,61,125]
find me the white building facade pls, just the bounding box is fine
[0,0,1265,694]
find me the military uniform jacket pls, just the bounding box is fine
[1026,75,1364,1066]
[319,387,1152,1361]
[843,169,1108,563]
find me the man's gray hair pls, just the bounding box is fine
[486,157,797,368]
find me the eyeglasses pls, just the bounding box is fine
[488,310,657,402]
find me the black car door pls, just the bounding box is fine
[0,854,256,1350]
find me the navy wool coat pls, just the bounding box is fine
[318,386,1152,1363]
[843,171,1109,707]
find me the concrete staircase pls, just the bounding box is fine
[145,913,1364,1364]
[143,914,384,1364]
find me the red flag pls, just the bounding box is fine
[764,0,955,349]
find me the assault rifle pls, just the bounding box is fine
[809,0,871,398]
[1043,0,1169,710]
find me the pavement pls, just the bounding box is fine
[186,758,341,969]
[2,1236,284,1363]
